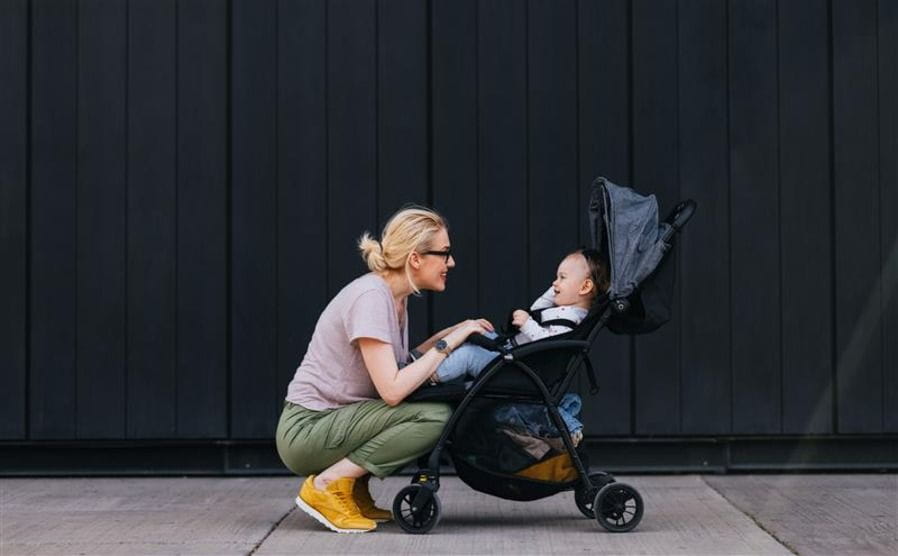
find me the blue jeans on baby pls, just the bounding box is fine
[435,331,503,383]
[494,392,584,436]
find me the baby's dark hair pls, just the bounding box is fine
[576,247,610,296]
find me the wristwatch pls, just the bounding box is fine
[434,339,452,356]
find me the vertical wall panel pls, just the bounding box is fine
[177,0,228,437]
[577,0,632,435]
[882,0,898,433]
[577,0,630,191]
[631,0,680,434]
[678,0,730,434]
[231,0,278,438]
[30,0,78,439]
[833,0,882,433]
[76,0,127,438]
[328,0,377,292]
[127,0,177,438]
[528,0,578,293]
[432,0,479,330]
[478,0,528,323]
[276,0,328,409]
[779,0,833,434]
[729,0,781,434]
[378,0,429,343]
[0,0,27,439]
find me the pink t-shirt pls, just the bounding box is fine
[286,273,408,410]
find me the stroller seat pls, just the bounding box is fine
[408,299,608,404]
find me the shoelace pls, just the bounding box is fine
[333,489,362,517]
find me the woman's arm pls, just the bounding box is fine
[360,319,490,406]
[412,324,458,355]
[358,339,446,406]
[412,318,494,354]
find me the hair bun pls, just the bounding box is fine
[358,232,387,272]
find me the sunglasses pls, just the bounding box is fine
[421,249,452,263]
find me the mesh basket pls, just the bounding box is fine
[447,397,586,501]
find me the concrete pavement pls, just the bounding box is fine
[1,474,895,555]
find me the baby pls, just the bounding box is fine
[431,248,608,384]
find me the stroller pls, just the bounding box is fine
[393,177,696,534]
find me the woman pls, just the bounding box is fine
[276,205,492,533]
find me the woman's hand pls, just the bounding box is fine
[444,318,493,349]
[511,310,530,328]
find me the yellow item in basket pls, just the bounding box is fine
[515,452,578,482]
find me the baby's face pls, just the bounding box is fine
[551,254,591,306]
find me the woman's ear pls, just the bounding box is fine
[408,251,421,269]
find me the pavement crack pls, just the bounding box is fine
[700,475,799,555]
[248,504,296,556]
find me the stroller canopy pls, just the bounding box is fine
[588,177,692,335]
[588,177,672,301]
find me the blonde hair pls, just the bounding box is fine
[358,205,448,293]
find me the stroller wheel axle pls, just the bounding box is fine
[574,472,615,519]
[411,469,439,490]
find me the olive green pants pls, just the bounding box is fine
[275,399,452,478]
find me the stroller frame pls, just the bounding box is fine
[392,191,697,534]
[418,310,610,489]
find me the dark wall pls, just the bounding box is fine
[1,0,896,444]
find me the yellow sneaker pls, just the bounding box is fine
[352,476,393,522]
[295,475,377,533]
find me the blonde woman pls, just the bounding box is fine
[276,205,492,533]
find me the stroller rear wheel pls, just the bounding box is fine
[594,482,643,532]
[393,484,441,534]
[574,472,615,518]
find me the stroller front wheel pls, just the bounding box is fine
[393,484,442,534]
[594,482,643,532]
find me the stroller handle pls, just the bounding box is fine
[664,199,697,232]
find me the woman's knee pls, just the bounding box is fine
[412,403,453,446]
[411,401,453,425]
[384,402,452,445]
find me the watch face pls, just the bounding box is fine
[435,339,448,352]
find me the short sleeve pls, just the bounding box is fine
[344,289,393,345]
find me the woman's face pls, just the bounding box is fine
[413,228,455,292]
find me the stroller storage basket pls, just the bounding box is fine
[445,396,587,501]
[450,451,579,502]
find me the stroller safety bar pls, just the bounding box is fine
[505,339,590,359]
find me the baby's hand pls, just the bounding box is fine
[511,310,530,328]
